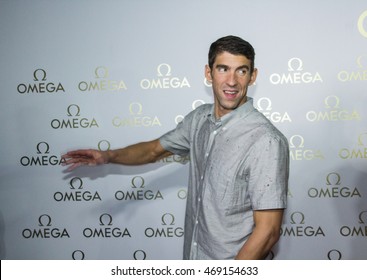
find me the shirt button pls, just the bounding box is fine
[196,220,198,224]
[213,131,217,135]
[193,242,197,246]
[205,153,209,157]
[198,197,201,202]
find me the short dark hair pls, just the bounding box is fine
[208,35,255,72]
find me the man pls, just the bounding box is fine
[63,35,289,260]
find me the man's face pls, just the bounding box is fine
[205,51,257,118]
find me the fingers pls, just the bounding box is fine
[61,149,96,171]
[62,149,94,159]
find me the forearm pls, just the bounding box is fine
[235,227,279,260]
[106,140,172,165]
[235,209,283,260]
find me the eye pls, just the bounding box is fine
[218,66,227,73]
[238,69,247,76]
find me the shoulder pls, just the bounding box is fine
[248,110,289,148]
[183,103,213,121]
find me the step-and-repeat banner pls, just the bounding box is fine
[0,0,366,260]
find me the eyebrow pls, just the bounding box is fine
[215,64,250,71]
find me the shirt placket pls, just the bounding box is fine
[190,119,221,259]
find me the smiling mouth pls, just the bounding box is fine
[223,90,238,97]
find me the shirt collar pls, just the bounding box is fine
[207,97,255,127]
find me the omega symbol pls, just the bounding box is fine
[157,63,171,77]
[358,10,367,38]
[38,214,52,227]
[175,115,184,124]
[161,213,175,226]
[67,104,81,117]
[326,172,341,186]
[257,97,272,111]
[133,250,147,260]
[99,213,113,226]
[98,140,111,151]
[95,66,109,79]
[287,58,303,71]
[33,69,47,81]
[324,95,340,109]
[69,177,83,190]
[36,142,50,154]
[129,102,143,115]
[358,133,367,146]
[192,99,205,110]
[290,212,305,225]
[72,250,85,260]
[177,189,187,199]
[327,249,342,260]
[358,211,367,224]
[131,176,145,189]
[356,55,366,68]
[289,135,305,148]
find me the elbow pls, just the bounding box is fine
[269,226,281,245]
[265,228,281,256]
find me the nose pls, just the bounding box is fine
[226,71,237,86]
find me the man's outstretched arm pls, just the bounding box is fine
[62,139,173,171]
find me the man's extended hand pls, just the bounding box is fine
[62,149,109,171]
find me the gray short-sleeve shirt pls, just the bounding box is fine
[159,97,289,260]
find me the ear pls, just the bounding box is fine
[205,65,212,82]
[249,68,258,85]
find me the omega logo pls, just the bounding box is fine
[175,115,184,124]
[256,97,291,123]
[157,154,190,164]
[340,211,367,237]
[289,135,324,161]
[83,213,131,238]
[280,211,325,237]
[112,102,161,127]
[98,140,111,151]
[78,66,127,92]
[54,177,102,202]
[72,250,85,260]
[51,104,99,129]
[145,213,184,238]
[308,172,361,198]
[140,63,190,89]
[358,10,367,38]
[177,189,187,199]
[306,95,360,122]
[115,176,163,201]
[337,55,367,82]
[269,58,322,85]
[133,250,147,260]
[339,132,367,159]
[20,142,65,167]
[22,214,70,239]
[192,99,205,110]
[17,69,65,94]
[327,250,342,260]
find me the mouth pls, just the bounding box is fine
[223,89,238,99]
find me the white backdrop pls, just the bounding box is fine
[0,0,366,260]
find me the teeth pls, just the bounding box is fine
[224,90,236,95]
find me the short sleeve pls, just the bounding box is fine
[247,133,289,210]
[159,112,194,156]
